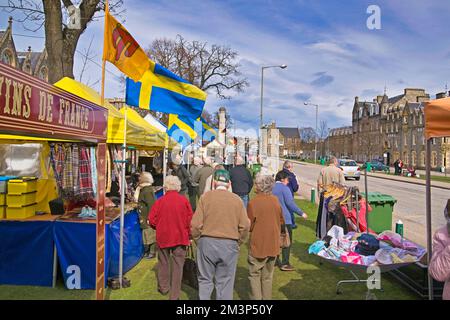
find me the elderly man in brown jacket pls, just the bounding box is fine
[317,156,345,193]
[191,169,250,300]
[247,174,285,300]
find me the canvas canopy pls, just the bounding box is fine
[54,78,148,148]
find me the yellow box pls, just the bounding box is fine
[8,177,38,195]
[0,193,5,206]
[6,203,37,220]
[7,192,37,207]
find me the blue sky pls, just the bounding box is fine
[2,0,450,138]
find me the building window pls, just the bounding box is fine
[411,151,417,167]
[432,152,438,168]
[404,135,407,146]
[1,50,13,66]
[412,133,416,146]
[38,67,48,82]
[419,115,423,125]
[413,115,416,126]
[420,151,425,167]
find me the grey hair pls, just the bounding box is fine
[283,160,292,169]
[164,175,181,192]
[139,172,154,185]
[255,174,275,194]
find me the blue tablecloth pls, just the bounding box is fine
[0,220,55,286]
[54,210,143,289]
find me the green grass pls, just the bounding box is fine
[0,199,418,300]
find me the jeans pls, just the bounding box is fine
[281,225,293,266]
[240,194,249,208]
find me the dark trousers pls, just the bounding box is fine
[188,186,198,211]
[281,225,293,266]
[157,245,186,300]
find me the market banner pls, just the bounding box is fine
[0,62,107,142]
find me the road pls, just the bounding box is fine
[290,162,448,247]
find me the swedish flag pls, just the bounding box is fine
[167,115,217,148]
[201,117,217,142]
[126,63,207,119]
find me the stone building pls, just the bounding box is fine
[261,122,301,158]
[351,88,431,164]
[327,126,353,158]
[328,87,449,171]
[0,17,48,81]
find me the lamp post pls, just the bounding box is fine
[304,101,319,164]
[258,64,287,161]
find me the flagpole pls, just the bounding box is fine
[163,133,169,194]
[119,104,127,288]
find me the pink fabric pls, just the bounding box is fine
[341,251,363,265]
[429,226,450,300]
[341,199,375,234]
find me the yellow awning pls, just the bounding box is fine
[119,107,167,150]
[53,77,146,147]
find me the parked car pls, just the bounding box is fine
[369,160,390,172]
[338,159,361,180]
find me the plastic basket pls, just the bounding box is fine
[7,191,37,207]
[0,205,5,219]
[7,177,38,195]
[6,203,37,220]
[0,176,18,193]
[0,193,5,206]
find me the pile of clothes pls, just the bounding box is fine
[309,226,426,266]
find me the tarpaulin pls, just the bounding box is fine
[108,210,144,277]
[0,220,54,286]
[54,210,143,289]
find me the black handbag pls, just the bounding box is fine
[182,245,198,290]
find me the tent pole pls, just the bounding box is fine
[426,138,433,300]
[365,166,369,233]
[119,105,127,288]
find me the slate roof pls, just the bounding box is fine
[17,51,43,71]
[278,127,300,138]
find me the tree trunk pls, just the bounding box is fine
[43,0,65,84]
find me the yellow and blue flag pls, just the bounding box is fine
[126,63,207,119]
[201,117,217,142]
[167,115,217,148]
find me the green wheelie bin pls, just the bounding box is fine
[361,192,397,233]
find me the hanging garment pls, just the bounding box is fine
[341,199,374,233]
[316,192,324,238]
[50,144,62,190]
[72,144,79,194]
[106,147,112,193]
[79,147,94,198]
[90,147,97,197]
[62,144,74,196]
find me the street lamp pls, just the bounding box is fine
[304,101,319,164]
[258,64,287,161]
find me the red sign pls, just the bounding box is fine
[0,62,107,142]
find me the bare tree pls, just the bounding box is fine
[299,127,316,143]
[147,35,249,99]
[318,120,329,140]
[77,35,99,87]
[2,0,124,84]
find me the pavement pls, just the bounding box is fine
[285,160,449,247]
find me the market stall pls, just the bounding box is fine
[53,78,175,289]
[0,62,108,288]
[424,97,450,300]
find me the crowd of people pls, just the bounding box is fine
[133,156,308,300]
[133,155,450,301]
